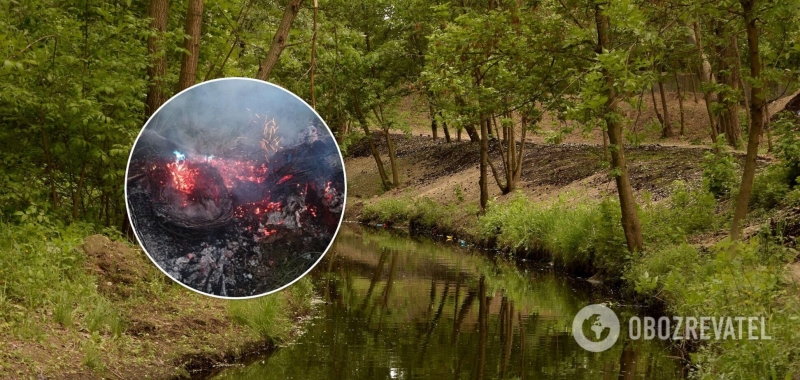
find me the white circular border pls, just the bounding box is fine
[124,77,348,300]
[571,303,620,352]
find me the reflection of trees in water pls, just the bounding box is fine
[214,227,685,380]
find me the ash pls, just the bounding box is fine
[127,137,344,297]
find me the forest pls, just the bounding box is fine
[2,0,800,378]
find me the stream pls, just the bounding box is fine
[210,225,685,379]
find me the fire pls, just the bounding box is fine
[277,174,293,184]
[167,161,198,194]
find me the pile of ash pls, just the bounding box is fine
[126,138,344,297]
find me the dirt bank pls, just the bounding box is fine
[346,135,746,218]
[0,234,310,379]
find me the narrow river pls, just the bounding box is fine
[211,225,685,379]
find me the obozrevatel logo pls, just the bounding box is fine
[572,304,620,352]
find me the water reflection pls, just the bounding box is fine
[212,225,684,379]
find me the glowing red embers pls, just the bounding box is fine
[167,162,199,194]
[277,174,293,185]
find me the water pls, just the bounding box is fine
[211,225,685,379]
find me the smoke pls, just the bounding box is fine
[136,78,328,161]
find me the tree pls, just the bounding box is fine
[730,0,766,240]
[176,0,205,92]
[593,2,644,252]
[256,0,304,81]
[145,0,170,117]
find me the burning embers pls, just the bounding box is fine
[125,77,345,297]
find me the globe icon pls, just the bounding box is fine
[588,314,609,341]
[572,304,620,352]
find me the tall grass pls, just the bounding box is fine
[227,277,315,342]
[228,295,292,341]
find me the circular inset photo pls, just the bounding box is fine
[125,78,345,298]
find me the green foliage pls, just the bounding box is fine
[360,196,471,235]
[750,165,792,211]
[774,113,800,187]
[640,181,717,246]
[360,198,411,224]
[702,140,740,198]
[627,238,800,378]
[479,193,608,272]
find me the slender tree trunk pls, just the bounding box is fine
[650,85,664,127]
[732,35,752,134]
[176,0,204,92]
[689,72,699,103]
[457,128,462,141]
[441,113,452,142]
[145,0,169,118]
[310,0,318,108]
[479,117,489,212]
[688,21,720,144]
[731,0,765,240]
[429,104,438,140]
[596,4,644,252]
[658,77,673,137]
[354,99,390,189]
[255,0,304,81]
[715,24,742,147]
[384,129,399,186]
[674,71,685,136]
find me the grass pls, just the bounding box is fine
[0,210,316,377]
[361,158,800,377]
[227,276,315,342]
[360,195,478,235]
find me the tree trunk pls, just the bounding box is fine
[354,99,390,189]
[176,0,204,92]
[441,112,452,142]
[255,0,304,81]
[732,35,752,134]
[464,124,480,142]
[310,0,318,108]
[430,105,438,140]
[714,24,742,147]
[658,77,673,137]
[731,0,765,240]
[596,4,644,252]
[145,0,169,118]
[384,129,399,186]
[674,72,685,136]
[479,117,489,212]
[650,85,664,127]
[688,22,720,144]
[690,72,699,103]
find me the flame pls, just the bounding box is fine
[277,174,293,185]
[167,161,198,194]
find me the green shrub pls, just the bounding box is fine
[750,165,791,211]
[640,181,717,246]
[701,139,739,198]
[773,113,800,187]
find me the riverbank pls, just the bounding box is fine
[0,222,314,379]
[345,135,800,378]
